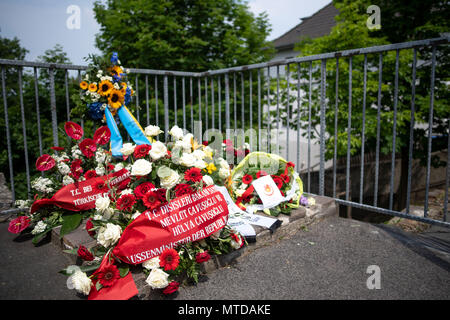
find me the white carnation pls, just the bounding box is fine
[145,268,169,289]
[131,159,152,176]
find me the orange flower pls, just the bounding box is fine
[80,81,88,90]
[88,83,97,92]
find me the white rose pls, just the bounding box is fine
[194,160,207,169]
[192,149,205,160]
[219,167,230,179]
[169,125,184,140]
[144,125,163,137]
[131,159,152,176]
[202,175,214,186]
[149,141,167,160]
[67,270,92,296]
[95,196,110,212]
[179,153,197,167]
[142,257,160,270]
[145,268,169,289]
[174,139,192,153]
[182,133,194,149]
[160,170,180,189]
[120,143,135,156]
[97,223,122,248]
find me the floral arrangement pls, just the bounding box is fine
[9,121,245,298]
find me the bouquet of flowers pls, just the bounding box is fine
[229,152,303,217]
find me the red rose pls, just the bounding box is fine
[77,245,94,261]
[174,183,195,197]
[79,138,97,158]
[70,159,83,179]
[195,251,211,263]
[64,121,83,140]
[116,194,136,211]
[133,144,152,159]
[93,126,111,145]
[286,161,295,169]
[84,169,97,179]
[184,167,203,183]
[159,248,180,271]
[8,216,31,234]
[202,141,209,146]
[162,281,180,295]
[97,264,120,287]
[242,174,253,185]
[36,154,56,172]
[135,182,156,199]
[85,218,95,237]
[142,190,162,210]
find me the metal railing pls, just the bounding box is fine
[1,36,449,227]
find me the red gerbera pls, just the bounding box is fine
[64,121,83,140]
[84,170,97,180]
[133,144,152,159]
[70,159,83,179]
[195,251,211,263]
[242,174,253,185]
[142,190,162,210]
[135,182,156,199]
[174,183,195,197]
[162,281,180,295]
[36,154,55,171]
[8,216,31,234]
[79,138,97,158]
[159,248,180,271]
[93,126,111,145]
[77,245,94,261]
[116,194,136,211]
[93,180,109,194]
[256,170,268,179]
[184,167,203,183]
[97,264,120,287]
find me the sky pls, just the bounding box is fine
[0,0,332,66]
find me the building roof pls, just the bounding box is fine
[272,2,339,51]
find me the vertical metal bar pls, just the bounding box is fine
[234,73,237,140]
[444,120,449,222]
[346,57,352,202]
[360,54,368,204]
[211,77,215,129]
[218,76,222,133]
[319,59,327,196]
[225,73,230,141]
[374,53,383,207]
[258,69,262,151]
[333,58,339,198]
[190,77,193,132]
[182,77,186,130]
[135,75,139,123]
[155,75,159,127]
[267,67,271,152]
[34,67,43,156]
[198,77,202,127]
[174,77,177,125]
[2,67,15,202]
[424,45,437,218]
[241,72,245,134]
[286,64,290,161]
[276,66,280,155]
[249,71,253,147]
[49,67,59,146]
[18,67,30,196]
[406,49,417,214]
[204,77,208,131]
[164,75,169,141]
[65,70,70,121]
[307,62,312,193]
[389,50,400,210]
[77,70,84,131]
[145,75,149,126]
[296,63,301,172]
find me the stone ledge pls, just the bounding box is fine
[51,195,337,299]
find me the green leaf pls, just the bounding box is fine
[60,213,83,237]
[118,265,129,278]
[95,281,103,291]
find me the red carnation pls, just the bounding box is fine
[116,193,136,211]
[93,126,111,145]
[155,188,168,203]
[70,159,83,179]
[79,138,97,158]
[135,182,156,199]
[77,245,94,261]
[271,175,283,189]
[195,251,211,263]
[97,264,120,287]
[64,121,83,140]
[174,183,195,197]
[256,170,268,179]
[242,174,253,185]
[84,170,98,179]
[36,154,55,172]
[142,190,162,210]
[133,144,152,159]
[159,248,180,271]
[162,281,180,295]
[184,167,203,183]
[86,218,96,237]
[8,216,31,234]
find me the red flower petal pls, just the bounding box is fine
[93,126,111,145]
[97,264,120,287]
[162,281,180,295]
[50,146,65,151]
[8,216,31,234]
[184,167,203,183]
[242,174,253,185]
[133,144,152,159]
[79,138,97,158]
[36,154,56,171]
[64,121,84,140]
[159,248,180,271]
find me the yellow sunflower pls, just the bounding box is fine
[110,65,123,77]
[79,81,88,90]
[120,82,127,95]
[88,83,97,92]
[108,89,125,110]
[98,80,113,96]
